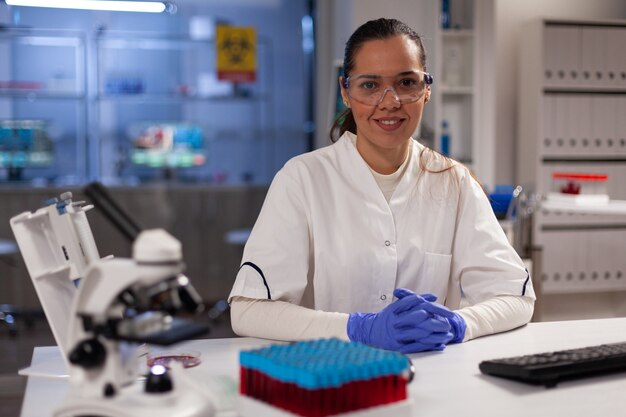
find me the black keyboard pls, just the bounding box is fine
[479,341,626,388]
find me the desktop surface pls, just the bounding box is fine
[20,318,626,417]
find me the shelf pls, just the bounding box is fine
[542,199,626,216]
[441,29,474,38]
[440,85,473,95]
[433,0,486,183]
[543,86,626,94]
[0,151,54,168]
[97,34,270,49]
[95,93,265,103]
[542,157,626,163]
[541,282,626,296]
[0,91,85,100]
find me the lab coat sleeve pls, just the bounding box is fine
[230,297,350,341]
[228,167,311,304]
[450,169,535,306]
[458,295,534,341]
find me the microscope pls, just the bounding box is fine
[11,183,215,417]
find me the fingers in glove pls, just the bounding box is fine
[398,341,447,354]
[417,331,454,345]
[393,288,415,299]
[393,310,431,328]
[419,301,457,319]
[394,288,437,302]
[417,316,452,333]
[389,294,430,314]
[394,326,433,343]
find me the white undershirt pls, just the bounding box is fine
[229,138,534,343]
[361,135,411,203]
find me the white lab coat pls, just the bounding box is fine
[229,132,534,313]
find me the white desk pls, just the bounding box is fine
[20,318,626,417]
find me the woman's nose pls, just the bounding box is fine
[376,87,401,109]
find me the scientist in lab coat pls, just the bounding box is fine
[229,18,535,353]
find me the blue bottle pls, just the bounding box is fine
[441,120,451,156]
[441,0,451,29]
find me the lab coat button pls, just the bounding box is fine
[380,294,387,301]
[384,240,391,246]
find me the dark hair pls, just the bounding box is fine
[329,18,427,142]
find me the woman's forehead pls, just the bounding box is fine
[352,35,423,75]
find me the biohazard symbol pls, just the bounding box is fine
[219,33,253,66]
[216,26,256,82]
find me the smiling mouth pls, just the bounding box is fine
[374,118,404,130]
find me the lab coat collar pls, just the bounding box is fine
[337,131,424,212]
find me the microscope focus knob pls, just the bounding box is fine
[145,365,173,394]
[69,338,106,369]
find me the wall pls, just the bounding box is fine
[495,0,626,185]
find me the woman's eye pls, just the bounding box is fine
[399,78,418,88]
[359,81,378,90]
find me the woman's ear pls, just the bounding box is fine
[339,77,350,108]
[424,86,431,103]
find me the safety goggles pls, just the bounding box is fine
[342,70,433,106]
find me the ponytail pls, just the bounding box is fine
[329,108,357,142]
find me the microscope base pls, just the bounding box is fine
[53,381,215,417]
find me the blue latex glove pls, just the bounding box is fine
[394,288,467,344]
[347,292,451,353]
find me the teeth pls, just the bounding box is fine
[380,119,399,125]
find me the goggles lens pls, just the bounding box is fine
[344,70,433,106]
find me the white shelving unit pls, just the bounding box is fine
[517,18,626,320]
[432,0,496,188]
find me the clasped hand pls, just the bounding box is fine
[347,288,466,354]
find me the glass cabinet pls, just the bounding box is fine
[0,28,87,184]
[94,30,274,184]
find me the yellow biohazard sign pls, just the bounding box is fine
[216,26,257,83]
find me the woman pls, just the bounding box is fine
[229,18,534,353]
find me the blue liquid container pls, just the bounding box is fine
[441,0,451,29]
[441,120,450,156]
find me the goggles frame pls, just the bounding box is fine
[342,70,434,106]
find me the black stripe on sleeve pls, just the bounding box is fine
[522,268,530,296]
[239,262,272,300]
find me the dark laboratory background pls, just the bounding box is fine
[0,1,315,313]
